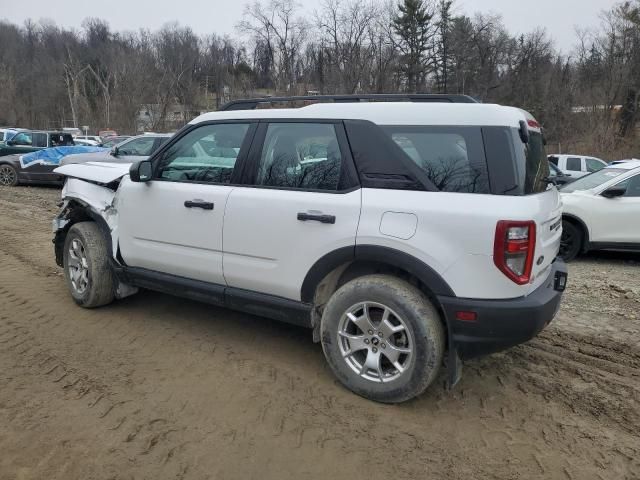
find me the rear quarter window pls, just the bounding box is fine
[382,126,490,194]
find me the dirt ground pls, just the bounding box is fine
[0,185,638,480]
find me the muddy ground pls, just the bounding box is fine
[0,185,638,480]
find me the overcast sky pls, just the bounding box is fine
[0,0,612,54]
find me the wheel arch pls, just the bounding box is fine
[302,245,455,332]
[562,213,590,252]
[54,200,113,267]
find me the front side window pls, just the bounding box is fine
[548,156,559,166]
[566,157,582,171]
[256,123,343,191]
[119,137,157,156]
[586,158,605,173]
[157,123,250,184]
[11,132,32,146]
[384,126,489,193]
[618,173,640,197]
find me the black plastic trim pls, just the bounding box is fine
[219,94,479,111]
[300,245,454,303]
[438,259,567,359]
[587,241,640,252]
[117,267,313,328]
[562,214,590,251]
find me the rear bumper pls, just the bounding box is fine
[438,258,568,359]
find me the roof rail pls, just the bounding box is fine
[219,94,479,111]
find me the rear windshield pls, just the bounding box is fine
[561,168,626,192]
[512,130,549,194]
[382,126,490,193]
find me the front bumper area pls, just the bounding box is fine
[438,258,568,359]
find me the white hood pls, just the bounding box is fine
[54,162,131,184]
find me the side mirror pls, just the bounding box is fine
[130,160,152,182]
[6,140,15,146]
[110,146,119,157]
[601,185,626,198]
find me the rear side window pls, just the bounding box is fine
[566,157,582,171]
[383,126,489,193]
[256,123,343,191]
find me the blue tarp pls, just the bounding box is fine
[19,146,109,168]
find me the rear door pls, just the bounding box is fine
[222,120,361,301]
[117,122,256,284]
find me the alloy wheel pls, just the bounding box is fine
[337,302,413,383]
[0,165,16,186]
[68,238,90,294]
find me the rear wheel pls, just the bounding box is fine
[63,222,115,308]
[320,275,445,403]
[560,219,583,261]
[0,164,18,186]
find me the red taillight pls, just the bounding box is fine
[494,220,536,285]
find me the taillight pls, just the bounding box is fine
[494,220,536,285]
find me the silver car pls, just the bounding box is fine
[60,134,172,166]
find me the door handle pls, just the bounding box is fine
[297,212,336,224]
[184,200,214,210]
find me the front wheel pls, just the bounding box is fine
[320,275,445,403]
[0,164,18,186]
[63,222,115,308]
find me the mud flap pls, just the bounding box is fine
[446,347,463,389]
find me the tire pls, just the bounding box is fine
[559,219,582,261]
[0,164,18,186]
[320,275,445,403]
[63,221,115,308]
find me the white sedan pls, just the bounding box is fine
[560,159,640,260]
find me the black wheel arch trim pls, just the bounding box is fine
[301,245,455,303]
[53,200,114,267]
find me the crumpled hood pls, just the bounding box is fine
[54,162,131,184]
[59,151,128,166]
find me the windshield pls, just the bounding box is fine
[561,168,626,192]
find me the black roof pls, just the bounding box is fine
[219,94,479,111]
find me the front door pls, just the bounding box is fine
[223,121,362,301]
[593,172,640,244]
[117,122,255,284]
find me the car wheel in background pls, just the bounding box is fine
[0,164,18,186]
[63,221,115,308]
[320,275,445,403]
[560,220,583,261]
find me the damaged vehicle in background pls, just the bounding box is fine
[59,134,171,166]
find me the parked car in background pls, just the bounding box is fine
[60,134,171,166]
[99,129,117,138]
[548,161,575,186]
[0,145,107,186]
[99,135,131,148]
[559,159,640,260]
[548,154,607,178]
[0,131,75,157]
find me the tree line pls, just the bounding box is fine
[0,0,638,159]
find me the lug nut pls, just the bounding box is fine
[368,329,374,335]
[377,332,383,337]
[364,339,370,344]
[381,343,386,349]
[372,347,378,353]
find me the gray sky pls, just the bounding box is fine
[0,0,612,53]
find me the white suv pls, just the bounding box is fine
[53,95,568,402]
